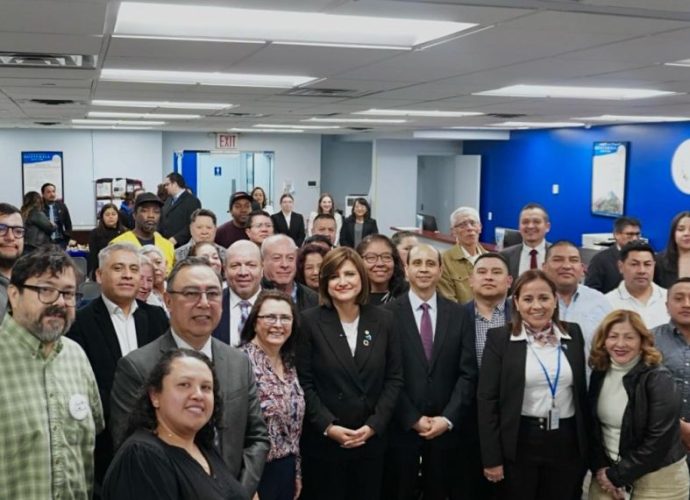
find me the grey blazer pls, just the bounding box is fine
[109,331,270,496]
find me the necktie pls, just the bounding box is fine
[419,303,433,362]
[529,249,538,270]
[238,300,251,336]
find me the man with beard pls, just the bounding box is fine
[0,203,24,321]
[0,246,104,499]
[110,192,175,274]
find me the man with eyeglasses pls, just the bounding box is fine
[438,206,488,304]
[110,257,269,497]
[67,243,169,490]
[0,246,104,499]
[174,208,226,262]
[245,210,274,247]
[586,216,642,294]
[260,234,318,311]
[0,203,24,322]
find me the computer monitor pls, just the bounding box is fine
[416,213,438,232]
[502,228,523,248]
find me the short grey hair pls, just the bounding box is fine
[260,234,297,259]
[450,206,480,227]
[139,253,154,271]
[140,244,165,261]
[99,242,140,268]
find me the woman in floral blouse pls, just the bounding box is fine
[240,290,304,500]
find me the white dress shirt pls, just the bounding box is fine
[282,211,292,229]
[408,290,438,340]
[605,281,669,329]
[101,295,139,356]
[518,240,547,276]
[171,328,213,360]
[229,289,261,347]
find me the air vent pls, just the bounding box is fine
[29,99,77,106]
[34,121,61,126]
[0,53,97,69]
[487,113,528,119]
[283,88,375,98]
[345,127,373,132]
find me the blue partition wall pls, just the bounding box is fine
[464,122,690,250]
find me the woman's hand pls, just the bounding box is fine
[294,478,302,500]
[325,425,359,446]
[595,468,626,499]
[483,465,504,483]
[342,425,375,448]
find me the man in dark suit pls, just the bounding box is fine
[41,182,73,248]
[501,202,551,282]
[159,172,201,248]
[585,216,641,293]
[383,244,477,500]
[110,257,270,497]
[271,193,305,246]
[67,242,169,491]
[261,234,318,311]
[213,240,263,346]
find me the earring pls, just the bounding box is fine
[153,401,160,408]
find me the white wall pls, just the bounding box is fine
[320,136,373,213]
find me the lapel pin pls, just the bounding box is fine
[363,330,372,347]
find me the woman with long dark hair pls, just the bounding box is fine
[356,234,408,305]
[88,203,126,278]
[20,191,54,253]
[340,197,378,248]
[296,244,328,291]
[655,210,690,287]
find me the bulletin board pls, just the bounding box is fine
[591,142,628,218]
[21,151,64,198]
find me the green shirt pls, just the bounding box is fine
[0,314,104,499]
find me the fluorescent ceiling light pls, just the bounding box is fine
[304,117,407,124]
[88,111,200,119]
[254,124,341,130]
[448,126,522,130]
[72,125,154,130]
[113,34,265,44]
[72,119,166,126]
[92,99,234,110]
[230,128,304,133]
[666,59,690,67]
[491,121,585,128]
[474,84,678,100]
[272,41,408,51]
[576,114,690,123]
[354,109,483,117]
[101,68,317,88]
[115,3,477,50]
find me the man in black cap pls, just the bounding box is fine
[110,193,175,274]
[215,191,253,248]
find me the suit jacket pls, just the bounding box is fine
[42,200,72,241]
[66,297,168,481]
[296,305,403,459]
[339,216,379,248]
[585,245,622,294]
[159,190,201,247]
[271,211,305,246]
[109,332,270,496]
[385,294,478,449]
[500,242,551,283]
[261,278,319,312]
[477,323,589,468]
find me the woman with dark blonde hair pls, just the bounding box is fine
[20,191,54,253]
[477,269,589,499]
[588,309,688,500]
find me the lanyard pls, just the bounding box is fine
[527,341,562,404]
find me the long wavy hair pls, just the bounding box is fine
[661,210,690,272]
[20,191,43,221]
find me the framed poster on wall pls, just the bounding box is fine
[21,151,64,198]
[591,142,628,217]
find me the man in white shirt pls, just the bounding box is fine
[501,203,551,282]
[606,240,669,328]
[212,240,263,346]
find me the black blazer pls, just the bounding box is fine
[653,250,678,289]
[296,304,403,459]
[271,211,305,246]
[477,323,589,468]
[159,190,201,247]
[386,294,478,449]
[261,278,319,312]
[500,242,551,283]
[42,200,72,241]
[584,245,622,294]
[339,216,379,248]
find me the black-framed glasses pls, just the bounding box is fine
[167,288,222,303]
[362,253,393,264]
[21,284,82,306]
[0,224,25,238]
[257,314,293,325]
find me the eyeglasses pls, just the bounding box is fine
[362,253,393,264]
[167,288,223,303]
[257,314,293,325]
[251,223,273,229]
[0,224,25,238]
[453,220,479,230]
[21,284,82,306]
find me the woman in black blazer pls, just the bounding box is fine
[271,193,305,246]
[296,247,403,500]
[654,210,690,288]
[340,197,378,248]
[477,270,589,500]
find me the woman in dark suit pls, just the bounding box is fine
[296,247,403,500]
[477,269,589,500]
[271,193,305,246]
[340,197,378,248]
[654,210,690,287]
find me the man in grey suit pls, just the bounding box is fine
[500,202,551,282]
[110,257,269,496]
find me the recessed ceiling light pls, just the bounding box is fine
[229,128,304,133]
[491,121,585,128]
[100,68,317,88]
[114,2,477,50]
[576,114,690,123]
[354,109,483,117]
[304,117,407,124]
[72,119,166,126]
[92,99,234,110]
[474,84,678,100]
[254,124,341,130]
[88,111,200,119]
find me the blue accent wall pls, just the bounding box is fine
[463,123,690,250]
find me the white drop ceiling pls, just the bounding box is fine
[2,0,690,134]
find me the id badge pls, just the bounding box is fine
[547,406,560,430]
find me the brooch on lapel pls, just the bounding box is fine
[363,330,372,347]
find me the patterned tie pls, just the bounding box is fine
[238,300,251,336]
[529,249,538,270]
[419,303,433,362]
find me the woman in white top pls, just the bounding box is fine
[478,269,589,500]
[307,193,343,246]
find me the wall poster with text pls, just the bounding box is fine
[591,142,628,218]
[21,151,64,199]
